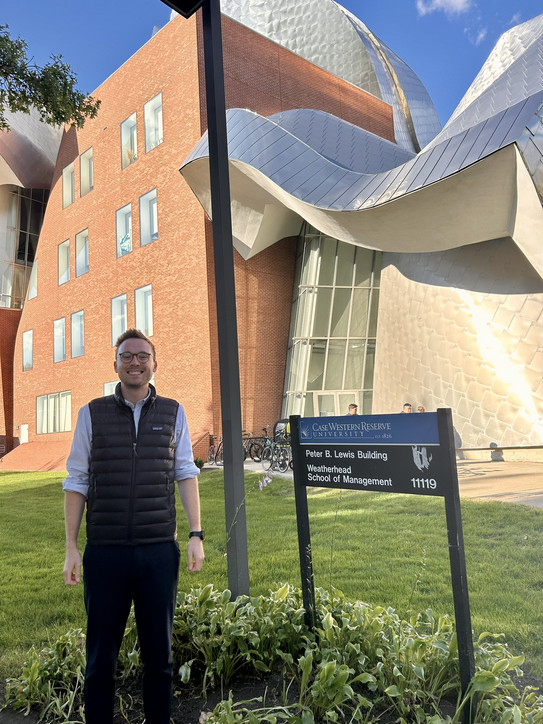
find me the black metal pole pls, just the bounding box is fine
[438,408,475,722]
[201,0,249,598]
[290,415,316,629]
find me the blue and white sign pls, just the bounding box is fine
[298,413,439,446]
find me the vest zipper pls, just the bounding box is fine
[128,411,137,543]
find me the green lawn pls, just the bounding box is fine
[1,468,543,682]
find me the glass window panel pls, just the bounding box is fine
[139,189,158,246]
[121,113,137,169]
[300,236,320,286]
[317,393,335,416]
[317,237,336,285]
[294,289,315,338]
[349,288,370,337]
[75,229,89,276]
[287,340,308,392]
[362,390,373,414]
[335,242,355,286]
[330,288,351,337]
[345,341,365,390]
[62,163,75,207]
[54,318,65,362]
[373,252,382,288]
[116,204,132,257]
[312,287,332,336]
[144,93,163,152]
[303,394,314,417]
[306,340,326,391]
[11,265,26,309]
[111,294,127,346]
[59,391,72,432]
[27,235,38,263]
[103,381,117,396]
[22,329,33,371]
[324,340,345,389]
[71,310,84,357]
[368,289,379,336]
[354,247,373,287]
[339,393,356,415]
[27,260,37,300]
[135,284,153,337]
[36,395,47,434]
[80,147,94,196]
[58,240,70,285]
[364,340,376,389]
[17,231,28,263]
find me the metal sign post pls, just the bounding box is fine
[161,0,249,598]
[290,408,475,715]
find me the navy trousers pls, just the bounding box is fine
[83,541,180,724]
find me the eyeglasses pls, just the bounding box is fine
[118,351,152,363]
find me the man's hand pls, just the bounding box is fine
[187,537,204,572]
[63,548,82,585]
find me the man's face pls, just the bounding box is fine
[403,404,412,413]
[114,338,157,390]
[349,407,357,415]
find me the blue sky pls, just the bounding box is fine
[2,0,542,126]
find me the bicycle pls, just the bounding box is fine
[207,435,222,465]
[261,441,290,472]
[245,425,272,462]
[242,430,262,462]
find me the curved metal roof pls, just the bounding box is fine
[181,11,543,279]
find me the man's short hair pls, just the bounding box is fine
[348,403,358,410]
[115,329,156,359]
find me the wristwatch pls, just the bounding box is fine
[189,530,205,541]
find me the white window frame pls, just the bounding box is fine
[22,329,33,371]
[121,113,138,169]
[62,162,75,208]
[53,317,66,363]
[135,284,153,337]
[139,189,158,246]
[144,93,163,152]
[116,204,132,257]
[36,391,71,434]
[71,310,85,358]
[80,147,94,196]
[75,229,89,277]
[58,240,70,285]
[111,294,127,346]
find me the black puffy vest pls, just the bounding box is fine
[86,383,179,545]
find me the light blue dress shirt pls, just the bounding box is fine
[63,392,200,498]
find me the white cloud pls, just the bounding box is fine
[416,0,473,17]
[508,12,521,26]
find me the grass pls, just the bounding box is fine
[1,467,543,685]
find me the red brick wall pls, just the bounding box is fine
[10,12,395,468]
[0,308,21,453]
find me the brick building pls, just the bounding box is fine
[2,2,542,471]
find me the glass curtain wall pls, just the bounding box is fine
[283,223,381,417]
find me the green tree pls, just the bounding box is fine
[0,24,100,130]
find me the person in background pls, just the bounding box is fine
[62,329,204,724]
[401,403,412,413]
[347,403,358,415]
[417,405,426,412]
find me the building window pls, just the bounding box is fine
[27,260,38,300]
[283,223,381,418]
[58,240,70,285]
[62,162,75,208]
[103,381,117,396]
[144,93,163,152]
[75,229,89,276]
[36,391,71,433]
[80,147,94,196]
[139,189,158,246]
[135,284,153,337]
[116,204,132,257]
[121,113,137,169]
[2,187,47,309]
[71,310,84,358]
[53,318,66,362]
[22,330,33,371]
[111,294,127,345]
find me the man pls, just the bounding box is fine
[401,403,412,413]
[63,329,204,724]
[347,403,358,415]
